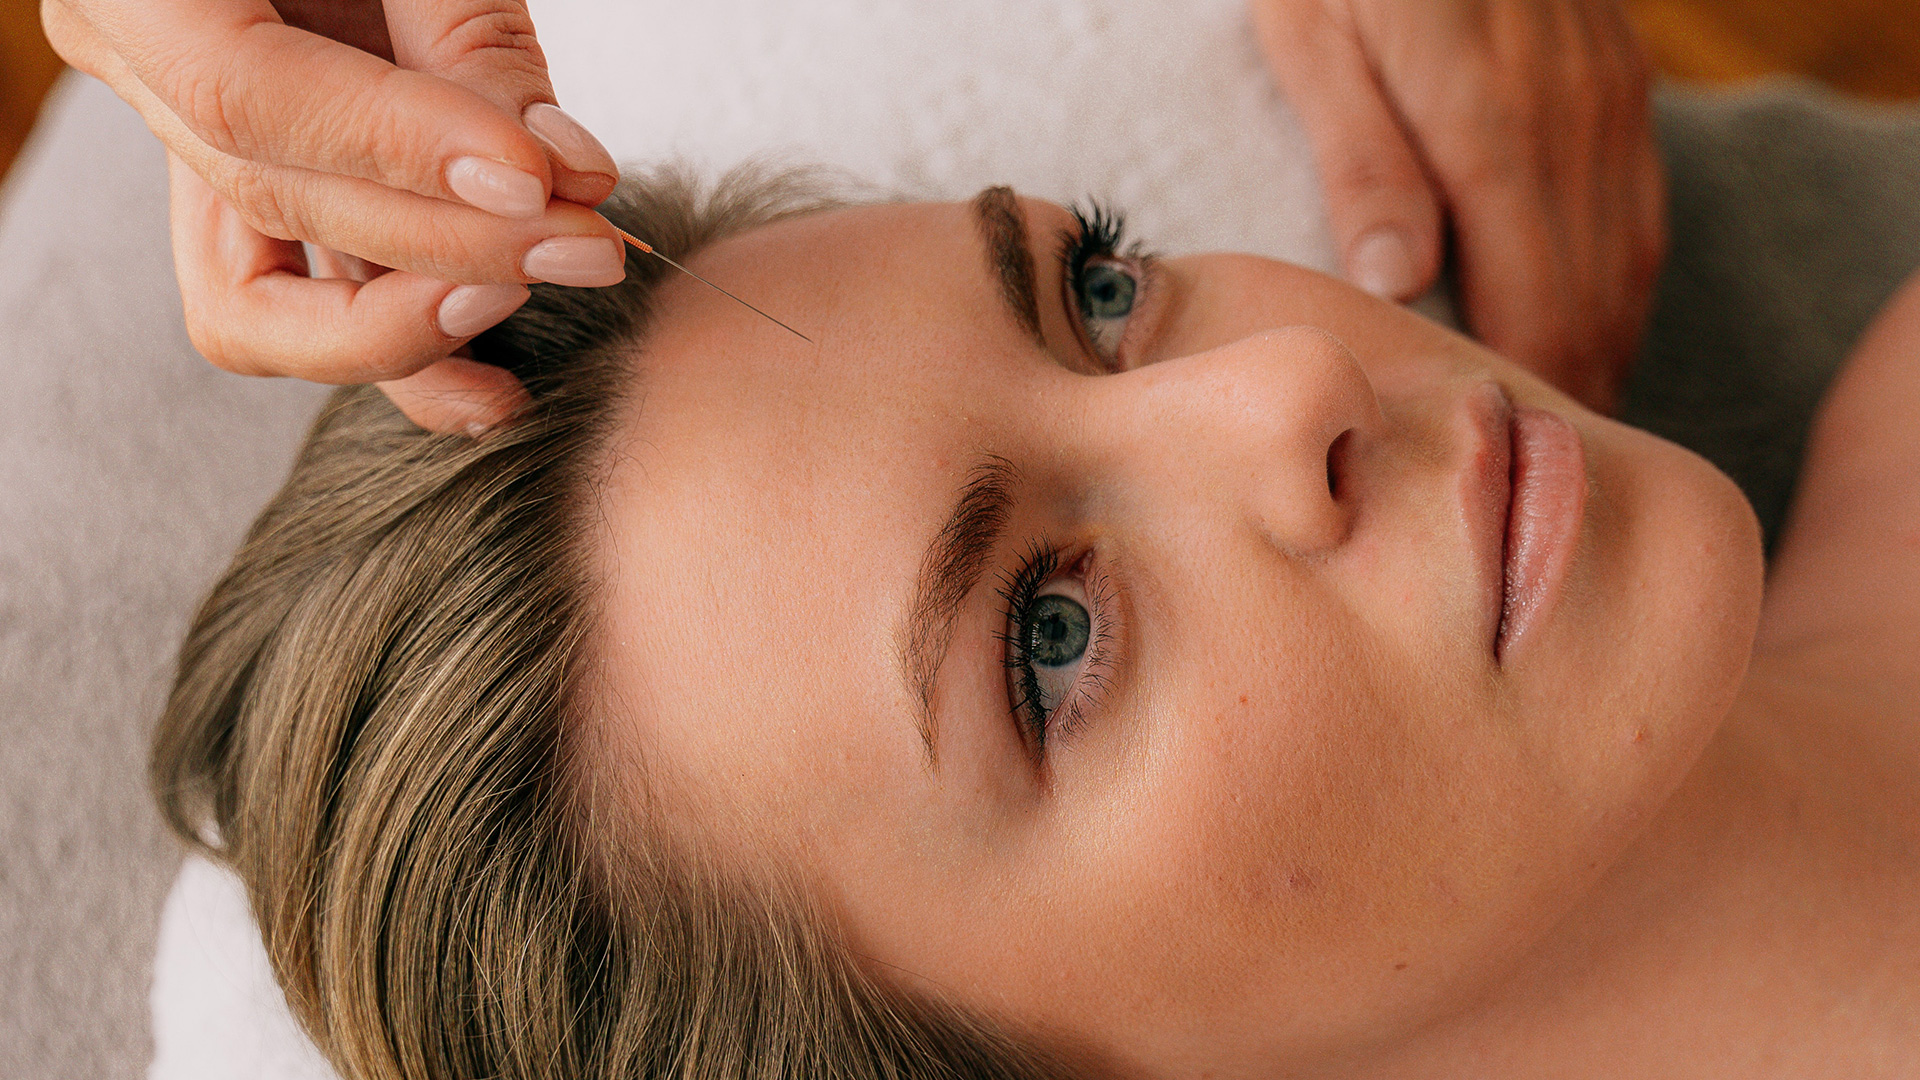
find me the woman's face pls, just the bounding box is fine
[592,193,1763,1076]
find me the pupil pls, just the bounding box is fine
[1027,595,1090,667]
[1082,264,1135,320]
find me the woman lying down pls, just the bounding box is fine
[154,165,1920,1079]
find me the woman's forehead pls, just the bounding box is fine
[603,197,1063,514]
[586,198,1052,812]
[643,194,1081,372]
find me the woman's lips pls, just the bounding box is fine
[1462,384,1515,655]
[1497,407,1587,662]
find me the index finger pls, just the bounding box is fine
[73,0,556,216]
[381,0,618,206]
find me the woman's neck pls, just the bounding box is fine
[1351,660,1920,1079]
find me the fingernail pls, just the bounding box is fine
[437,283,532,339]
[446,156,547,219]
[1350,229,1420,300]
[522,236,626,287]
[522,102,618,181]
[446,398,516,438]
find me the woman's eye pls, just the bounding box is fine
[1013,578,1092,727]
[1002,541,1112,754]
[1026,594,1090,669]
[1076,258,1140,361]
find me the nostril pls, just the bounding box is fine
[1326,429,1353,500]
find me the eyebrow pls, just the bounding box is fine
[972,186,1045,345]
[899,455,1020,763]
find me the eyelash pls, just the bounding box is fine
[1060,202,1131,274]
[1058,202,1152,366]
[997,541,1116,755]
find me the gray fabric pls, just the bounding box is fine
[0,75,326,1080]
[1,67,1917,1080]
[1627,80,1920,545]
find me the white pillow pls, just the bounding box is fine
[538,0,1340,268]
[149,2,1365,1075]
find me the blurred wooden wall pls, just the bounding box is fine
[2,0,65,183]
[1631,0,1920,99]
[2,0,1919,186]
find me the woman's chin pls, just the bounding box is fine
[1528,411,1764,851]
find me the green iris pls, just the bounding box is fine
[1080,263,1136,320]
[1025,595,1091,668]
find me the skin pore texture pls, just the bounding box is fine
[585,191,1915,1077]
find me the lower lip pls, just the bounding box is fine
[1497,408,1587,662]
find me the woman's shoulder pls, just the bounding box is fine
[1757,269,1920,715]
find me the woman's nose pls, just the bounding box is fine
[1100,327,1383,555]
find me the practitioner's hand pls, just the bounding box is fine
[1251,0,1665,413]
[41,0,623,433]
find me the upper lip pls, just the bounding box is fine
[1460,382,1515,654]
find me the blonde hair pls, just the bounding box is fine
[152,166,1066,1080]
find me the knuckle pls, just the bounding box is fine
[166,60,249,158]
[418,220,490,279]
[223,164,301,240]
[184,315,260,377]
[430,8,547,82]
[1437,62,1532,154]
[1322,146,1419,204]
[332,69,439,189]
[349,206,490,283]
[1445,133,1522,192]
[390,200,511,280]
[358,347,436,384]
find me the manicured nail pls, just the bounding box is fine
[1350,228,1420,300]
[461,399,523,437]
[523,102,617,180]
[522,236,626,287]
[443,397,516,438]
[446,156,547,219]
[437,283,531,339]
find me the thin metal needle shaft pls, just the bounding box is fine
[612,226,813,344]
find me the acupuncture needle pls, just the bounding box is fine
[611,226,813,344]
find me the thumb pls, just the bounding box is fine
[384,0,618,206]
[1251,2,1442,302]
